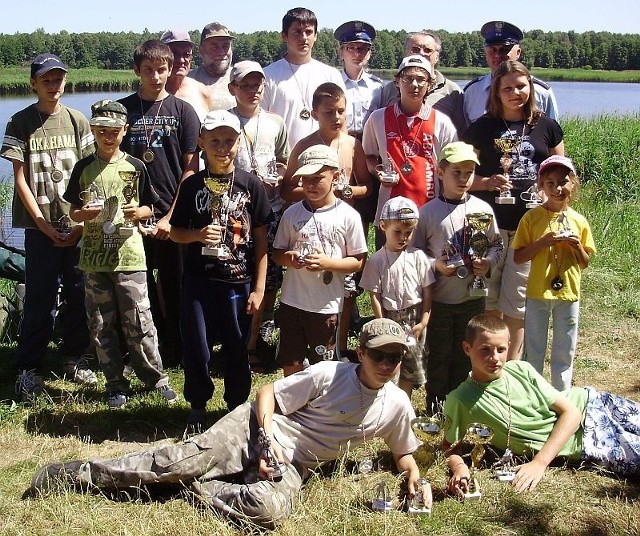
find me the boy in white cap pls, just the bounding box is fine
[227,60,290,370]
[360,195,435,397]
[64,99,177,409]
[412,141,502,413]
[169,110,273,433]
[273,144,367,376]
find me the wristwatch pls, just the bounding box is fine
[342,184,354,199]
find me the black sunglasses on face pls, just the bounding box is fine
[366,348,403,365]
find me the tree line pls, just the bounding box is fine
[1,27,639,72]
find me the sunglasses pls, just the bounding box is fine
[366,348,403,365]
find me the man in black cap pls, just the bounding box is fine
[188,22,235,111]
[463,20,559,125]
[334,20,383,138]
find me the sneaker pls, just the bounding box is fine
[106,391,128,409]
[64,354,98,386]
[157,384,178,405]
[15,369,44,402]
[258,320,276,343]
[26,460,85,497]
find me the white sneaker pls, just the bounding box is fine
[157,384,178,405]
[106,391,128,409]
[65,355,98,386]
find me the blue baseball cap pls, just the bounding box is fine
[481,21,523,46]
[31,53,68,78]
[334,20,376,45]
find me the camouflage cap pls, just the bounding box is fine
[200,22,234,43]
[89,100,128,128]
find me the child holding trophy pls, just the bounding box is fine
[412,142,502,414]
[445,314,640,497]
[64,99,177,409]
[170,110,273,434]
[512,155,595,391]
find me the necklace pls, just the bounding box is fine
[94,155,117,235]
[237,108,260,173]
[395,105,425,175]
[309,201,336,284]
[470,373,512,452]
[138,94,165,163]
[317,131,352,197]
[285,59,311,120]
[355,367,387,473]
[36,106,64,182]
[544,207,570,291]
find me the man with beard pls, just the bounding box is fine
[189,22,236,111]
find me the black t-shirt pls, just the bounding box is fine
[170,168,274,283]
[462,114,563,230]
[118,93,200,217]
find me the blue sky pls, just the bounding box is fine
[2,0,637,35]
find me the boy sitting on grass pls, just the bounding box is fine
[444,314,640,495]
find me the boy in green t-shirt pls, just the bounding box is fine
[64,100,177,409]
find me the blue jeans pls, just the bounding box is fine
[180,273,252,411]
[524,298,580,391]
[14,229,89,370]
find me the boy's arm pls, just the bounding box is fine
[305,251,365,274]
[369,291,384,318]
[349,140,373,200]
[281,144,306,202]
[394,452,420,496]
[444,440,472,496]
[512,394,582,493]
[246,224,268,315]
[69,204,102,223]
[413,284,432,338]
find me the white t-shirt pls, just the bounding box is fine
[271,361,421,471]
[263,58,346,149]
[362,104,458,225]
[273,199,367,314]
[360,245,435,312]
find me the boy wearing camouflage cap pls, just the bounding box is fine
[63,99,177,409]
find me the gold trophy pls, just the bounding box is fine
[466,212,493,297]
[493,137,519,205]
[411,416,444,468]
[118,171,140,237]
[202,177,230,258]
[462,423,494,500]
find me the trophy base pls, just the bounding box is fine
[371,498,393,512]
[119,226,135,237]
[526,202,542,209]
[86,200,105,209]
[469,287,489,297]
[262,175,281,186]
[495,196,515,205]
[447,259,465,269]
[269,463,288,479]
[202,246,229,258]
[379,173,399,185]
[495,470,515,482]
[463,490,482,501]
[408,505,432,516]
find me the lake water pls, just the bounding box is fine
[0,81,638,248]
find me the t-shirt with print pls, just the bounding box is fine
[118,93,200,217]
[169,168,274,283]
[1,104,95,228]
[64,153,159,272]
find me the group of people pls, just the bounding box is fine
[4,5,638,530]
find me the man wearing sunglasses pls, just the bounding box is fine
[463,21,559,126]
[27,318,422,529]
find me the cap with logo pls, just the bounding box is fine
[230,61,265,83]
[201,110,241,134]
[292,145,340,177]
[333,20,376,45]
[395,55,434,79]
[200,22,235,43]
[438,141,480,165]
[380,196,419,221]
[538,155,576,176]
[160,29,193,45]
[31,53,68,78]
[89,100,128,128]
[359,318,409,350]
[481,21,523,46]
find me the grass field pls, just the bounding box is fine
[0,116,639,535]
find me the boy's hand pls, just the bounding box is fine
[54,225,83,248]
[79,205,103,221]
[303,250,331,272]
[512,459,546,493]
[435,255,458,277]
[447,464,471,498]
[153,215,172,240]
[486,173,512,193]
[472,257,490,277]
[122,203,140,222]
[246,290,264,315]
[284,249,306,269]
[411,322,426,340]
[200,224,223,246]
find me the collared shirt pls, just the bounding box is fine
[463,73,560,125]
[341,70,383,134]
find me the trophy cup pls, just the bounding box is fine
[334,168,353,198]
[444,239,464,270]
[257,427,287,480]
[261,158,282,187]
[411,416,444,468]
[371,481,393,511]
[521,184,543,209]
[375,154,399,185]
[462,423,494,500]
[118,171,140,237]
[493,448,516,482]
[139,215,157,236]
[466,212,493,297]
[493,137,519,205]
[57,215,72,235]
[408,476,433,515]
[82,182,105,209]
[202,177,231,258]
